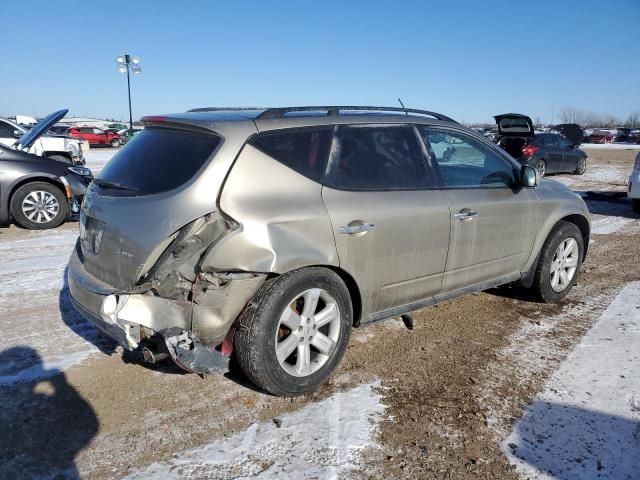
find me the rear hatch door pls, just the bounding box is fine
[494,113,534,139]
[79,125,223,291]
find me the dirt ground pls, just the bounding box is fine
[0,148,638,479]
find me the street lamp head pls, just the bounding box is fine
[131,65,142,74]
[117,65,128,73]
[115,55,126,64]
[130,56,140,65]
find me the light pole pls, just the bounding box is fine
[115,54,142,130]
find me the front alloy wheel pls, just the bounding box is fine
[549,238,579,292]
[10,182,68,230]
[531,220,584,303]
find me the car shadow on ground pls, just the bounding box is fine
[0,346,99,479]
[576,190,639,219]
[506,400,640,479]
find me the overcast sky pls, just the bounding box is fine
[1,0,638,123]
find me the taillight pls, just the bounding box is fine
[522,144,539,157]
[142,115,166,123]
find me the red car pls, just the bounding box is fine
[586,129,615,144]
[68,126,124,147]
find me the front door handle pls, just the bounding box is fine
[339,222,375,235]
[454,209,478,222]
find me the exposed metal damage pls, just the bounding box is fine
[69,208,268,376]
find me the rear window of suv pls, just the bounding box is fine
[96,127,221,195]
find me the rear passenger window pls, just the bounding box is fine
[323,125,428,191]
[248,127,332,182]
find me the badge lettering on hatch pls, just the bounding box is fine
[114,249,133,258]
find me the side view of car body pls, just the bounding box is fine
[494,114,587,177]
[68,126,124,147]
[68,106,590,396]
[628,152,640,213]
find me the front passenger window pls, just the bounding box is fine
[420,128,516,188]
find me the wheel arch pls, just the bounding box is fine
[8,176,67,218]
[521,212,590,288]
[560,214,590,260]
[260,265,363,328]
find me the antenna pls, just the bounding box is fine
[397,98,409,116]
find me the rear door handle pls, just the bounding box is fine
[339,222,375,235]
[454,210,478,221]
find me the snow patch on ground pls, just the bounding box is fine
[0,228,108,385]
[503,282,640,479]
[581,144,640,151]
[125,381,385,479]
[591,216,635,235]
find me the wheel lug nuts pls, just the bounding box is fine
[306,318,311,324]
[298,326,303,332]
[299,337,304,343]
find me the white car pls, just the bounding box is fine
[0,116,86,165]
[629,152,640,213]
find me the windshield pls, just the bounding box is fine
[96,127,221,196]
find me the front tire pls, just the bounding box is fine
[110,138,121,148]
[234,268,352,396]
[531,221,584,303]
[632,198,640,214]
[10,182,67,230]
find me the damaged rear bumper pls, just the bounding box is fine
[67,247,266,373]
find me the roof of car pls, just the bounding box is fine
[148,106,460,133]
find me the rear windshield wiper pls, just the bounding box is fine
[92,178,139,193]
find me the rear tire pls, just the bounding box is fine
[233,268,352,396]
[531,221,583,303]
[633,198,640,214]
[574,157,587,175]
[110,138,121,148]
[10,182,67,230]
[536,159,547,177]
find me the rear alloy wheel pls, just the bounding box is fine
[531,221,583,303]
[110,138,121,148]
[536,159,547,177]
[234,268,352,396]
[574,157,587,175]
[10,182,67,230]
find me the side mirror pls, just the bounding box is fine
[521,165,538,188]
[13,130,21,139]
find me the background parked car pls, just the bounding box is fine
[586,129,615,144]
[0,116,86,165]
[494,114,587,176]
[68,126,124,147]
[0,110,93,229]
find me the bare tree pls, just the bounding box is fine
[624,112,640,128]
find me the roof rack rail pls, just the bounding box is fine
[187,107,266,112]
[255,106,458,123]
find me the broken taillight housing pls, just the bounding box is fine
[522,144,539,157]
